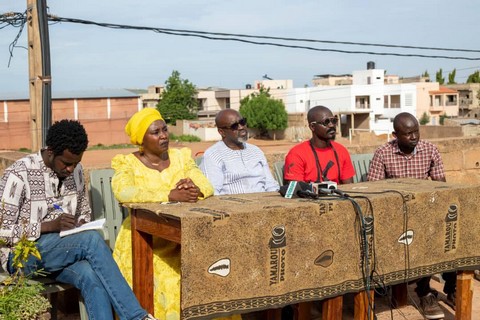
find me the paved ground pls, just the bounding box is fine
[58,276,480,319]
[60,139,480,319]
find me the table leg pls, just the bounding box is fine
[265,308,282,320]
[456,270,473,320]
[294,301,312,320]
[131,210,155,314]
[391,283,408,308]
[322,296,343,320]
[354,290,374,320]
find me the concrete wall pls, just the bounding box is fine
[263,136,480,186]
[2,136,480,186]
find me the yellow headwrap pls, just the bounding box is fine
[125,108,164,145]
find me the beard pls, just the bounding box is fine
[237,131,249,143]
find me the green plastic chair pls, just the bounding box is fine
[88,168,127,251]
[273,160,285,186]
[195,155,204,166]
[350,153,374,183]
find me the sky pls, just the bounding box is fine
[1,0,480,95]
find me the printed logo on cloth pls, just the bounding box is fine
[268,225,286,286]
[444,204,459,253]
[208,258,231,277]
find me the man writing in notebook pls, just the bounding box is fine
[0,120,157,320]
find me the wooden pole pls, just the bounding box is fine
[26,0,51,151]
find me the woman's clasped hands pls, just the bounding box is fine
[168,178,203,202]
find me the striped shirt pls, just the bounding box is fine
[200,141,279,195]
[367,139,445,181]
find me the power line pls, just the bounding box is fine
[3,12,480,61]
[44,15,480,61]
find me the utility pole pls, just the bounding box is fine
[26,0,51,151]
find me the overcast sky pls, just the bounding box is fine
[1,0,479,95]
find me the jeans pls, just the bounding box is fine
[8,231,148,320]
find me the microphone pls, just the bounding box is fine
[279,181,349,198]
[280,181,314,198]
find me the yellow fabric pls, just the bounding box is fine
[112,148,239,320]
[125,107,164,145]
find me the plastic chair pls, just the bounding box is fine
[88,168,128,251]
[350,153,374,183]
[272,160,285,186]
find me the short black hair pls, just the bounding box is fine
[307,105,331,123]
[46,120,89,156]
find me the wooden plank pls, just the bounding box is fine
[135,209,181,243]
[456,270,473,320]
[322,296,343,320]
[391,283,408,308]
[294,301,312,320]
[265,308,282,320]
[131,208,155,314]
[354,290,374,320]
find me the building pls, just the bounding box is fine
[445,83,480,118]
[0,89,141,150]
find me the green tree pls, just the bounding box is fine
[439,114,448,125]
[419,112,430,125]
[239,86,288,138]
[157,70,198,124]
[422,70,430,80]
[436,69,445,85]
[447,68,456,84]
[467,70,480,83]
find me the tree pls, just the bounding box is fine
[239,86,288,139]
[422,70,430,80]
[436,69,445,85]
[419,112,430,125]
[447,68,456,84]
[157,70,198,124]
[467,70,480,83]
[439,114,448,125]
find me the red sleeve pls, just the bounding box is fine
[284,142,317,182]
[334,142,355,181]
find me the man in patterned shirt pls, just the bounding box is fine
[368,112,455,319]
[0,120,157,320]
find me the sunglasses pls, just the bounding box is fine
[219,118,247,131]
[310,116,338,127]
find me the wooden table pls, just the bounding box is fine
[128,179,479,320]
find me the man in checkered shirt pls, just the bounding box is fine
[368,112,455,320]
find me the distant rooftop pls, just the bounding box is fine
[313,74,352,78]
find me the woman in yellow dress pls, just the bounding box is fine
[111,108,241,320]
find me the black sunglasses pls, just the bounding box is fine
[310,116,338,127]
[219,118,247,131]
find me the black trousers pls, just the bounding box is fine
[415,272,456,297]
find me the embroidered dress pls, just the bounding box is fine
[112,148,240,320]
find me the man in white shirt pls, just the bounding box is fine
[200,109,279,195]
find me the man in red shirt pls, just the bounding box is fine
[368,112,455,320]
[284,105,355,184]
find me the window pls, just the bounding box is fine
[405,94,413,107]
